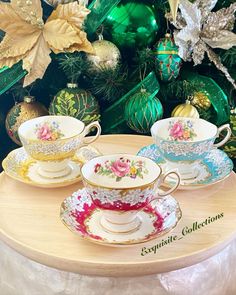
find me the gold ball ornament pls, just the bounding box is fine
[171,100,199,118]
[191,91,211,111]
[5,96,48,145]
[87,39,121,71]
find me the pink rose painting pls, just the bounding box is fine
[94,157,148,182]
[37,124,53,140]
[169,122,184,140]
[35,121,64,141]
[110,159,130,178]
[168,120,197,141]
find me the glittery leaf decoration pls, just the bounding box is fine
[45,0,89,8]
[0,0,93,87]
[48,2,90,29]
[168,0,180,22]
[11,0,43,22]
[194,0,217,18]
[168,0,236,89]
[23,35,51,87]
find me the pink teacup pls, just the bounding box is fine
[81,154,180,234]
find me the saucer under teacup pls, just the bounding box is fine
[137,144,233,190]
[60,188,182,246]
[2,146,101,188]
[150,117,231,180]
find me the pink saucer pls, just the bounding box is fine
[60,188,182,246]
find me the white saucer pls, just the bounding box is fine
[137,144,233,190]
[60,188,182,246]
[2,146,101,188]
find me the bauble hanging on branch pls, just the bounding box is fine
[124,89,163,134]
[171,100,199,119]
[87,36,121,71]
[5,96,48,145]
[49,83,100,125]
[154,33,182,82]
[104,1,160,52]
[191,91,211,111]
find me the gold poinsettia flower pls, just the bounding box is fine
[45,0,89,8]
[0,0,93,87]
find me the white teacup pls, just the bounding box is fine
[18,116,101,178]
[151,117,231,180]
[81,154,180,234]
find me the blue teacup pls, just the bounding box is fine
[151,117,231,180]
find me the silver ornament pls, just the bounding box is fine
[87,39,121,71]
[167,0,236,89]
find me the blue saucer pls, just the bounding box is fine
[137,144,233,190]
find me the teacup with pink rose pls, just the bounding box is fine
[18,115,101,179]
[151,117,231,180]
[81,154,180,234]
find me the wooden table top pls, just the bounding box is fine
[0,134,236,277]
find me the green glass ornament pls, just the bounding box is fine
[124,89,163,134]
[101,71,160,133]
[154,33,182,82]
[104,1,160,51]
[49,83,100,125]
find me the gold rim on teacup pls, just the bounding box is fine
[151,117,231,145]
[80,154,163,190]
[18,115,101,179]
[80,154,181,234]
[151,117,231,180]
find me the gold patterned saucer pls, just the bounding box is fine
[2,146,101,188]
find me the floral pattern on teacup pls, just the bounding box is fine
[94,157,148,182]
[168,120,197,141]
[85,184,155,210]
[159,139,213,157]
[35,121,64,141]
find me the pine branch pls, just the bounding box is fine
[153,0,169,13]
[197,107,212,122]
[57,52,91,83]
[160,79,204,102]
[89,65,129,103]
[221,46,236,68]
[7,82,35,102]
[131,48,156,79]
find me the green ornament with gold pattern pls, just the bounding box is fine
[124,89,163,134]
[49,83,100,125]
[154,33,182,82]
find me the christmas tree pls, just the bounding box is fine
[0,0,236,170]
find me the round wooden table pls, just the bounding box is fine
[0,135,236,277]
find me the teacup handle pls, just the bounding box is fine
[81,121,101,145]
[214,124,231,148]
[149,170,180,203]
